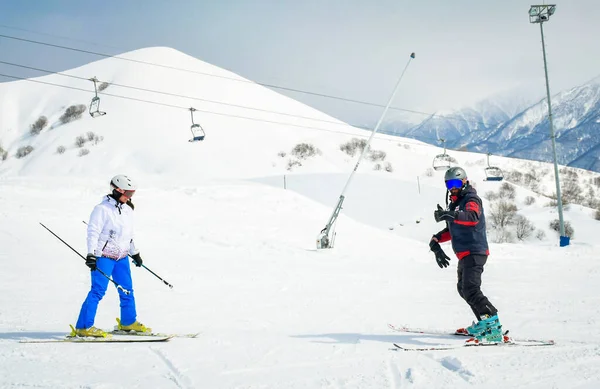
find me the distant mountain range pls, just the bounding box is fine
[380,78,600,172]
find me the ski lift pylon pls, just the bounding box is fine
[188,107,205,142]
[485,153,504,181]
[432,138,453,171]
[88,77,106,118]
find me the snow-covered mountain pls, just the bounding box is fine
[475,77,600,172]
[381,78,600,172]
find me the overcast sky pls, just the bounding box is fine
[1,0,598,126]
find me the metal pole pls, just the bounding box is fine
[417,176,421,195]
[40,222,130,294]
[316,53,415,249]
[540,22,566,240]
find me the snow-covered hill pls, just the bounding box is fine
[1,47,600,388]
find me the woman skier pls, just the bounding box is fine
[72,174,151,337]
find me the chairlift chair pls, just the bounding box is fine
[485,167,504,181]
[188,107,205,142]
[432,153,452,171]
[484,153,504,181]
[432,138,453,171]
[88,77,106,118]
[89,96,106,118]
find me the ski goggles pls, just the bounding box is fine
[121,189,136,198]
[445,179,463,190]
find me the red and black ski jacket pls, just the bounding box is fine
[434,185,489,260]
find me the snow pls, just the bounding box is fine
[1,47,600,388]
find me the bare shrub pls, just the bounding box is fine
[368,150,387,162]
[595,208,600,221]
[286,159,302,171]
[291,143,319,159]
[489,200,518,229]
[373,163,382,171]
[561,176,583,204]
[485,191,499,201]
[277,151,286,158]
[340,138,367,157]
[15,145,34,158]
[499,182,516,200]
[384,162,393,173]
[536,229,546,240]
[56,145,66,154]
[515,215,535,241]
[506,170,523,183]
[78,148,90,157]
[30,116,48,135]
[0,144,7,161]
[492,227,514,243]
[584,187,598,208]
[549,219,574,238]
[98,82,110,92]
[75,135,86,148]
[424,168,434,177]
[524,196,536,206]
[59,104,86,124]
[92,135,104,145]
[593,177,600,187]
[84,132,104,146]
[403,144,410,150]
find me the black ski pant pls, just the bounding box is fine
[457,254,497,320]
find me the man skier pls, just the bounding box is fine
[429,167,502,343]
[72,174,151,337]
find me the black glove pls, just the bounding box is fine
[131,253,143,267]
[434,204,457,223]
[429,239,451,268]
[85,254,97,271]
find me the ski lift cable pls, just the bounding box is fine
[0,33,501,128]
[0,71,522,153]
[0,60,363,129]
[316,52,416,250]
[0,71,427,142]
[0,23,126,51]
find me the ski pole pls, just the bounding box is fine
[136,262,173,289]
[82,220,173,289]
[39,222,131,295]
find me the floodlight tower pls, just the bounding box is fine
[529,4,569,247]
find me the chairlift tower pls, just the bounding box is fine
[529,4,568,246]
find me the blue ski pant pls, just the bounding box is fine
[76,256,137,329]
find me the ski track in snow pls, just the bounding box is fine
[386,358,401,389]
[150,346,190,389]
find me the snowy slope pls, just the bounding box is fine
[1,48,600,389]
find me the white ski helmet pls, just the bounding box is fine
[110,174,137,191]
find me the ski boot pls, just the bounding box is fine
[475,325,504,343]
[466,314,500,335]
[116,318,152,334]
[467,314,503,343]
[69,324,108,338]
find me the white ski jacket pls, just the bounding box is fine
[87,196,139,260]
